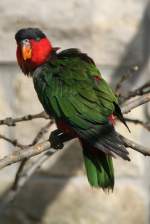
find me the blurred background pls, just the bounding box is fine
[0,0,149,223]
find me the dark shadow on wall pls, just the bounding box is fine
[111,2,150,91]
[0,141,84,223]
[0,2,149,224]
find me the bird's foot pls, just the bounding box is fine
[49,129,64,149]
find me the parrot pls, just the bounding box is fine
[15,27,130,190]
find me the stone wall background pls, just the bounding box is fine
[0,0,149,223]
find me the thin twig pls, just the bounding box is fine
[11,152,50,191]
[0,111,49,126]
[120,81,150,102]
[0,120,53,149]
[0,134,27,149]
[31,120,53,145]
[12,158,28,190]
[124,118,150,131]
[12,120,54,190]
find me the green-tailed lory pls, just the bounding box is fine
[15,28,130,190]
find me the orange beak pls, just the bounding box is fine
[21,42,32,61]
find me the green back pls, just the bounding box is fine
[32,49,125,189]
[33,50,118,138]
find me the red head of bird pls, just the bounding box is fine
[15,28,52,75]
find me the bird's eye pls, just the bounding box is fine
[21,39,30,46]
[23,39,29,43]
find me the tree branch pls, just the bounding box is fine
[121,93,150,114]
[0,141,56,170]
[0,132,149,171]
[119,134,150,156]
[0,111,49,126]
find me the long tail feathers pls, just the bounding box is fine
[93,125,130,161]
[83,148,114,190]
[80,125,130,189]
